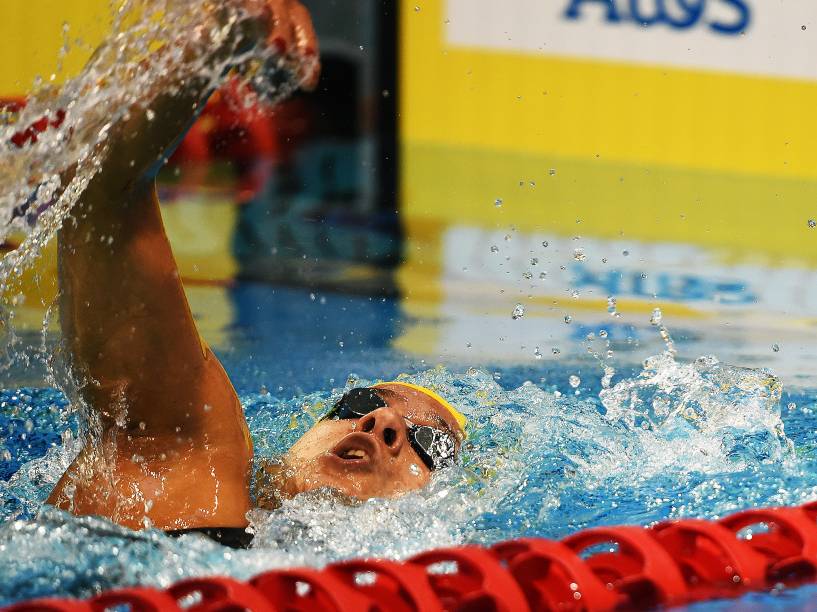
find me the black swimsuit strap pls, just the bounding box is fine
[166,527,254,549]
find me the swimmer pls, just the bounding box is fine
[44,0,465,547]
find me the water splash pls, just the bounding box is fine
[2,352,806,602]
[0,0,312,372]
[599,354,788,467]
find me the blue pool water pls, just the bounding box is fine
[3,282,817,608]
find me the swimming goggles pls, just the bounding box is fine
[321,387,457,471]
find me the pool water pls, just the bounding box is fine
[3,281,817,608]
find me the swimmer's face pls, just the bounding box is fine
[275,384,463,500]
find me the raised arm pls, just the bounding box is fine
[48,0,318,531]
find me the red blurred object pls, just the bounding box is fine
[493,537,620,611]
[409,545,530,612]
[174,79,279,164]
[5,97,66,149]
[168,576,275,612]
[562,525,688,608]
[169,78,284,202]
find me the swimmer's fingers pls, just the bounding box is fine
[266,0,295,56]
[290,1,320,91]
[264,0,319,91]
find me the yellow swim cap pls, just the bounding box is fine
[373,381,467,433]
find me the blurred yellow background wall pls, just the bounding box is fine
[396,0,817,364]
[0,1,110,97]
[400,0,817,261]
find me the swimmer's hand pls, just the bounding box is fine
[99,0,320,183]
[258,0,321,91]
[217,0,320,91]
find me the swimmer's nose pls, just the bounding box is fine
[358,408,405,456]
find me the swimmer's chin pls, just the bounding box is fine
[254,453,429,510]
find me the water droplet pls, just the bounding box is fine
[573,248,586,261]
[650,308,663,325]
[601,365,615,389]
[803,25,808,30]
[534,347,543,359]
[599,329,608,338]
[414,5,421,11]
[552,347,561,355]
[494,198,503,207]
[490,245,499,253]
[409,463,421,476]
[539,272,547,279]
[138,421,146,430]
[622,250,630,256]
[772,344,780,352]
[564,315,572,324]
[571,290,579,299]
[542,241,549,247]
[504,234,512,241]
[788,402,797,411]
[530,257,539,265]
[549,168,556,176]
[339,341,344,348]
[512,303,526,320]
[607,296,618,315]
[809,219,816,228]
[569,375,580,388]
[522,271,533,280]
[145,108,155,121]
[296,581,311,596]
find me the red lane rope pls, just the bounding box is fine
[6,501,817,611]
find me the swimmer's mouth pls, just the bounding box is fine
[328,433,378,467]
